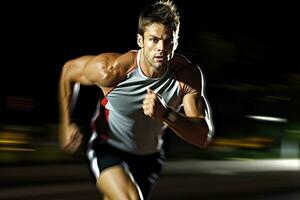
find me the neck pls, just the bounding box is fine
[141,63,166,78]
[139,51,167,78]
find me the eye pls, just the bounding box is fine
[165,38,174,45]
[150,38,159,43]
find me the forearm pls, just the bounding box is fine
[58,66,83,150]
[163,108,213,148]
[58,61,87,126]
[58,67,74,129]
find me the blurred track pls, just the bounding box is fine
[2,159,300,200]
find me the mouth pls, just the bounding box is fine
[154,55,165,62]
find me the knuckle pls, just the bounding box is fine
[142,104,146,110]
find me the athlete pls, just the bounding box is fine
[58,0,214,199]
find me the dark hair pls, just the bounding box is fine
[138,0,180,36]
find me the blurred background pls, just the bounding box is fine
[1,0,300,199]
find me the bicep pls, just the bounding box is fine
[62,56,95,86]
[182,92,206,119]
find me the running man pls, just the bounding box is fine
[58,0,214,199]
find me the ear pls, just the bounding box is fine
[137,34,144,48]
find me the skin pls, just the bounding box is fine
[137,23,175,78]
[58,22,213,200]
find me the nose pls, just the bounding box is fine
[157,40,164,52]
[157,40,167,52]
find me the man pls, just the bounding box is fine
[58,0,214,199]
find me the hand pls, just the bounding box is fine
[60,123,83,153]
[142,89,168,122]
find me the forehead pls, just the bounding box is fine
[144,23,173,37]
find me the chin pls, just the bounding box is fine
[153,63,164,69]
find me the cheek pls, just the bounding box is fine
[144,44,155,54]
[145,42,154,49]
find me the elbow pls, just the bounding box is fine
[62,60,72,73]
[195,125,215,148]
[200,117,215,148]
[201,129,214,148]
[60,61,73,81]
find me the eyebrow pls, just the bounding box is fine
[149,35,172,40]
[149,35,160,39]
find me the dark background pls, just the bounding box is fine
[1,2,300,199]
[1,0,299,139]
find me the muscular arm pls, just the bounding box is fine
[58,53,117,149]
[59,56,95,120]
[163,90,214,148]
[143,58,214,148]
[58,55,96,150]
[59,54,117,126]
[58,51,136,151]
[164,63,214,147]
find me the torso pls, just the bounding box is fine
[90,50,201,155]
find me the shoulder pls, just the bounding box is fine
[85,50,137,71]
[63,55,95,72]
[112,50,138,72]
[169,53,203,91]
[169,53,201,76]
[84,50,138,87]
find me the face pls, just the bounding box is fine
[137,23,178,70]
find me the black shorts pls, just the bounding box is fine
[87,141,165,199]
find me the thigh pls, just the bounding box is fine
[126,150,165,199]
[87,142,142,199]
[97,165,142,200]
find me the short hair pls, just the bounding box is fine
[138,0,180,36]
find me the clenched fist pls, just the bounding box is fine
[60,123,83,153]
[142,89,168,122]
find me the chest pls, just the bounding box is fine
[106,69,181,114]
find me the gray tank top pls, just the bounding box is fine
[93,50,182,155]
